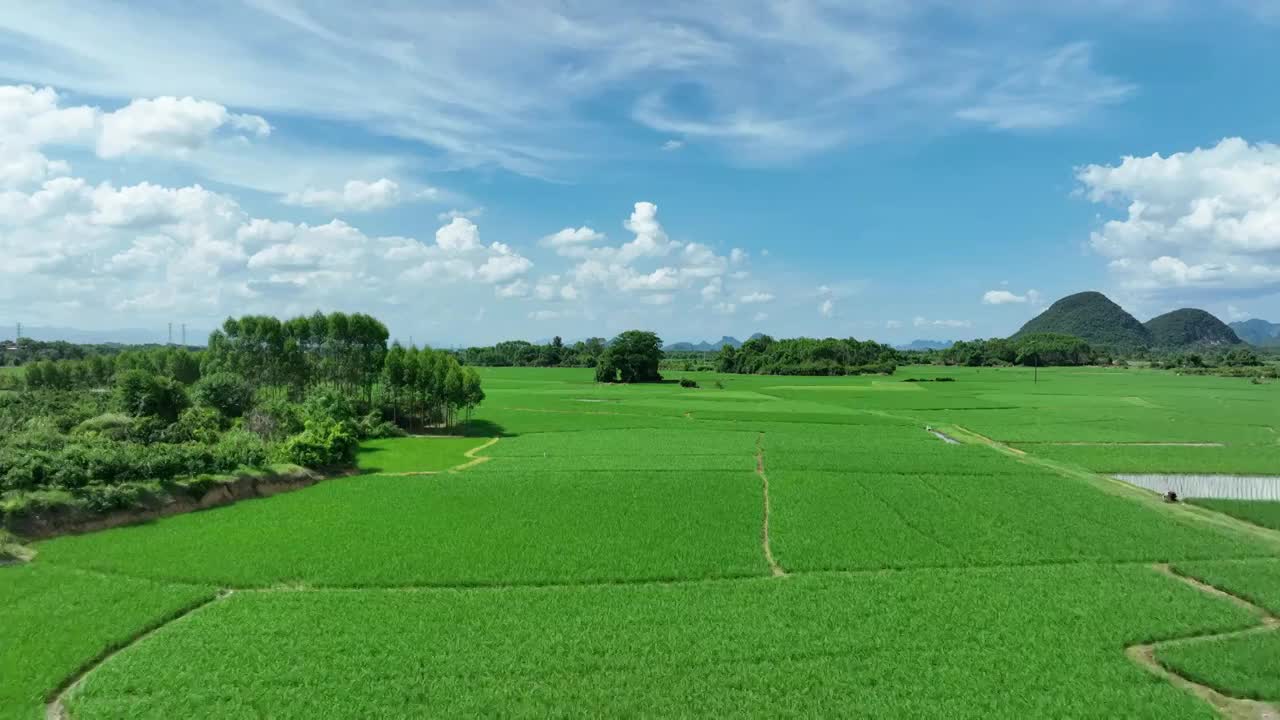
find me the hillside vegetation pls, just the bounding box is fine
[1013,291,1152,350]
[1145,308,1242,349]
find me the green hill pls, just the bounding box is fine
[1230,319,1280,347]
[1144,309,1242,349]
[1013,291,1152,350]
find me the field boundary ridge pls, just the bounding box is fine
[1126,564,1279,720]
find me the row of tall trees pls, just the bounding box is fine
[717,335,899,376]
[383,345,484,430]
[203,312,390,401]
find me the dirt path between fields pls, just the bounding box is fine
[755,433,786,578]
[944,424,1280,553]
[1126,564,1279,720]
[376,437,500,476]
[450,437,500,472]
[45,589,235,720]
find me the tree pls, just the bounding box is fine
[599,331,663,383]
[192,371,254,419]
[114,369,189,422]
[444,364,464,428]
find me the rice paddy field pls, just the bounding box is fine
[4,365,1280,718]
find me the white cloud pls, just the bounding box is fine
[730,248,747,265]
[437,207,484,221]
[541,225,605,249]
[282,178,408,212]
[477,254,534,283]
[1226,304,1250,321]
[0,6,1167,174]
[885,320,903,329]
[661,139,684,151]
[819,299,835,318]
[1078,137,1280,295]
[434,217,482,253]
[529,310,561,321]
[956,43,1133,130]
[496,279,530,298]
[752,311,768,322]
[740,291,774,304]
[982,288,1042,305]
[913,316,972,328]
[98,96,270,158]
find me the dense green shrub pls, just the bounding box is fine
[245,397,304,440]
[71,413,135,440]
[280,418,358,467]
[168,407,224,444]
[356,412,407,440]
[192,371,254,419]
[212,430,270,470]
[114,370,189,422]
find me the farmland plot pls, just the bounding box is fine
[8,365,1280,719]
[63,566,1254,719]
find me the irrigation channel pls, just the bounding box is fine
[1113,474,1280,501]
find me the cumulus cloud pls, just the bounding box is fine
[740,291,774,304]
[540,225,605,249]
[282,178,408,212]
[819,299,835,318]
[98,96,270,158]
[1078,137,1280,296]
[982,289,1042,305]
[885,320,903,329]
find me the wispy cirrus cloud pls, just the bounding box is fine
[0,2,1145,175]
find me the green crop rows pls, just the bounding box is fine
[4,366,1280,718]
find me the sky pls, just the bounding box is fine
[2,1,1279,346]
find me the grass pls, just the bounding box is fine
[1187,499,1280,531]
[1170,559,1280,616]
[356,436,491,473]
[1013,444,1280,475]
[36,468,767,587]
[0,563,214,720]
[65,566,1251,719]
[9,365,1280,717]
[1157,632,1280,702]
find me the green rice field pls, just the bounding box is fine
[4,365,1280,718]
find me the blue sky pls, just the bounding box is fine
[1,1,1279,346]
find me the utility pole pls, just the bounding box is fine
[168,323,173,345]
[181,323,186,347]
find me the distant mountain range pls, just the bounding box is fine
[663,334,763,352]
[1230,319,1280,347]
[1012,291,1252,351]
[0,325,211,346]
[895,339,955,351]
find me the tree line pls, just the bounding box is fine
[716,335,899,376]
[938,333,1098,367]
[455,337,606,368]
